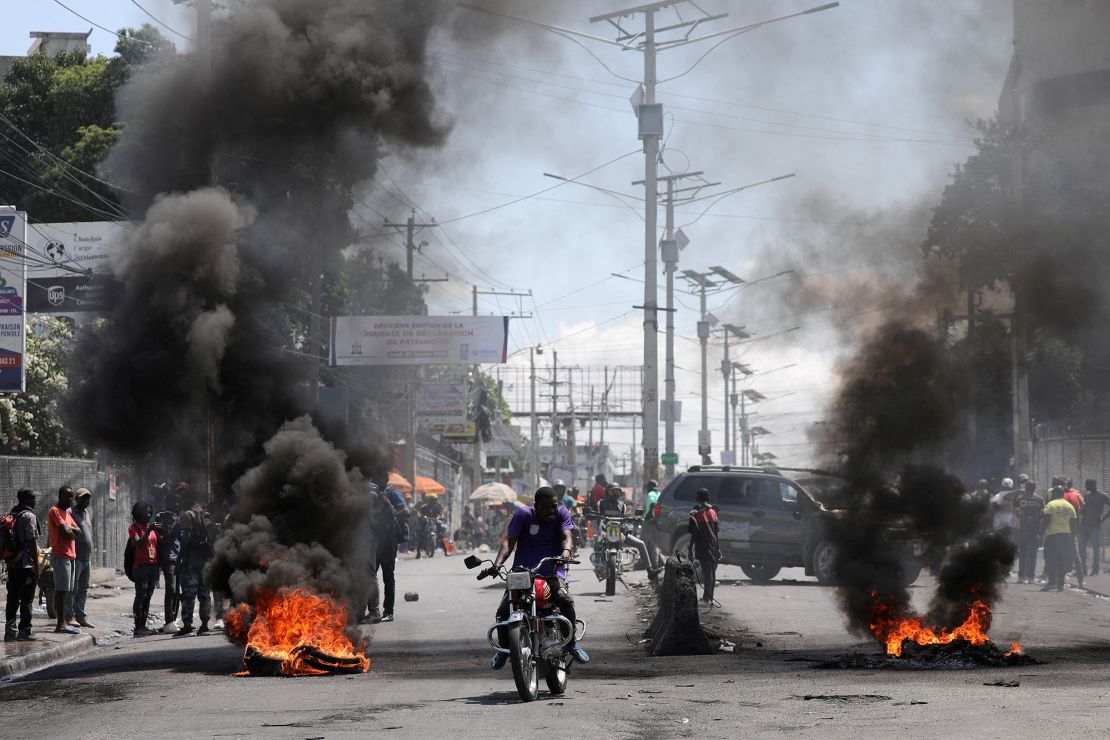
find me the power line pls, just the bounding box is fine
[127,0,194,41]
[51,0,155,47]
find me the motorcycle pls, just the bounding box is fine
[465,553,582,703]
[588,513,653,596]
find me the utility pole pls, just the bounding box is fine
[529,346,541,488]
[719,324,749,465]
[384,210,437,280]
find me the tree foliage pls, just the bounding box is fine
[0,317,84,456]
[0,24,173,222]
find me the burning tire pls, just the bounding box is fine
[740,564,781,583]
[811,539,839,585]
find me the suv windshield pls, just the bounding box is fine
[789,474,853,509]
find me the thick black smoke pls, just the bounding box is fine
[65,1,455,616]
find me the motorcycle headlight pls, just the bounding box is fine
[506,571,532,590]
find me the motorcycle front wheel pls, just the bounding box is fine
[508,624,538,702]
[605,553,617,596]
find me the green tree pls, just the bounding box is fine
[0,316,84,456]
[0,24,173,222]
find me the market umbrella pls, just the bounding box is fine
[388,471,412,493]
[468,482,518,504]
[415,476,446,495]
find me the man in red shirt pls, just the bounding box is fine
[687,488,721,604]
[588,474,608,512]
[47,486,81,634]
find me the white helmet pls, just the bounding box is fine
[554,479,566,491]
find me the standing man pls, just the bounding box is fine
[4,489,39,641]
[175,489,214,636]
[129,502,159,637]
[588,474,608,512]
[644,479,662,522]
[1078,479,1109,576]
[47,486,81,634]
[365,481,403,624]
[65,488,95,629]
[687,488,721,604]
[1041,486,1077,592]
[152,502,181,634]
[1013,480,1044,584]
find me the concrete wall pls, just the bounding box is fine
[0,456,136,572]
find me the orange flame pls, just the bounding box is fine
[870,597,995,657]
[225,587,370,676]
[1003,640,1024,657]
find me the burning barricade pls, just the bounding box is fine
[225,587,369,677]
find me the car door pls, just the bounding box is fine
[747,478,803,561]
[715,475,757,561]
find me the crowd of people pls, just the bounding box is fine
[985,474,1110,591]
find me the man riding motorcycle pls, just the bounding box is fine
[487,486,589,669]
[597,483,626,517]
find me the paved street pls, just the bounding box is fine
[3,551,1110,738]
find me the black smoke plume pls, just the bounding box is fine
[65,1,453,618]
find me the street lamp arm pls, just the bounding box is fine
[657,2,839,83]
[457,2,641,50]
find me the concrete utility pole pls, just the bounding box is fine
[384,210,437,280]
[529,346,541,488]
[719,324,749,465]
[460,0,833,480]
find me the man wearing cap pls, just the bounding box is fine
[47,486,82,634]
[4,488,40,641]
[65,488,96,628]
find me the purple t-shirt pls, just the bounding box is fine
[508,505,575,578]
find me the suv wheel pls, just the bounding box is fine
[811,539,839,585]
[740,564,781,583]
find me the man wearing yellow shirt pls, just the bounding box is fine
[1041,486,1077,592]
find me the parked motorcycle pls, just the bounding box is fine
[465,553,582,702]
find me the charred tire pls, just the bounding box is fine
[811,539,839,585]
[740,564,781,583]
[545,662,568,695]
[605,553,617,596]
[508,623,538,702]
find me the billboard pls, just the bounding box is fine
[0,207,27,392]
[25,221,128,315]
[416,380,469,429]
[330,315,509,366]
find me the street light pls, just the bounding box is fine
[710,266,745,285]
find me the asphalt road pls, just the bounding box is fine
[2,552,1109,738]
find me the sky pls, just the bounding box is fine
[2,1,1017,473]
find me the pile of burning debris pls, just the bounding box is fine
[225,588,370,677]
[818,595,1036,670]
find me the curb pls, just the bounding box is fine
[0,634,98,679]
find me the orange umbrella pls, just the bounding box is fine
[415,476,446,495]
[388,471,412,493]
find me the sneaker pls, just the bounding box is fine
[174,625,194,637]
[213,619,224,631]
[54,625,80,634]
[490,651,508,670]
[568,644,590,664]
[378,613,394,623]
[16,633,38,641]
[197,624,210,636]
[76,619,95,629]
[133,627,153,637]
[3,632,16,642]
[161,623,178,634]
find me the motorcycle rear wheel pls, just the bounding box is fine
[508,624,538,702]
[545,661,568,695]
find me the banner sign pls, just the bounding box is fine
[330,315,509,366]
[0,208,27,392]
[25,221,129,315]
[416,380,469,429]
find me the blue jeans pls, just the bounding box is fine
[64,559,91,620]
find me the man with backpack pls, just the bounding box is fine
[687,488,721,604]
[364,481,404,624]
[175,489,215,636]
[4,488,40,641]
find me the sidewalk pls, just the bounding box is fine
[1,568,142,679]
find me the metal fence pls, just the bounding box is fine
[1032,426,1110,567]
[0,456,136,572]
